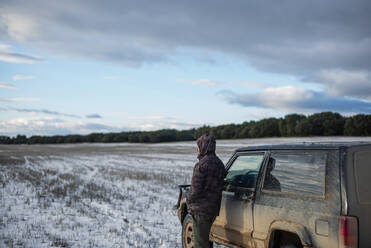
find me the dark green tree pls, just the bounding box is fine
[0,136,11,144]
[279,114,306,136]
[295,119,313,136]
[1,112,370,145]
[344,114,371,136]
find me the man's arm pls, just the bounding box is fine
[187,163,207,204]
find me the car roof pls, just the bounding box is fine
[235,141,371,152]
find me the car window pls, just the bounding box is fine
[225,154,265,188]
[263,151,327,197]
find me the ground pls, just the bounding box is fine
[1,137,370,247]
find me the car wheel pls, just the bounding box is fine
[182,214,194,248]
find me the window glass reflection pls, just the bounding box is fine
[263,151,327,197]
[225,154,264,188]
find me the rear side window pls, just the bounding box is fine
[263,151,327,197]
[354,151,371,204]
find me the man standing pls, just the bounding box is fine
[186,134,226,248]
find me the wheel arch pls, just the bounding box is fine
[266,220,312,248]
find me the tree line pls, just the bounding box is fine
[1,112,370,145]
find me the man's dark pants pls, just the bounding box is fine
[192,213,215,248]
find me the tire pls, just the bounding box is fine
[270,231,303,248]
[182,214,194,248]
[278,238,302,248]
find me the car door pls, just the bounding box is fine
[211,152,266,247]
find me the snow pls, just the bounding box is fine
[1,137,370,247]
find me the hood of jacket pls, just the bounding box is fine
[196,134,216,159]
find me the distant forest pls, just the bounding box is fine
[1,112,371,144]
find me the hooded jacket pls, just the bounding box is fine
[187,134,226,216]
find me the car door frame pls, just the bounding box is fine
[210,150,269,247]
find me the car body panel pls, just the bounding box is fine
[211,190,254,247]
[344,146,371,247]
[253,149,341,248]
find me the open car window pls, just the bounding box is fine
[225,154,265,189]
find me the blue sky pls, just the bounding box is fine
[1,0,370,136]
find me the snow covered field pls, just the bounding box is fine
[1,137,371,247]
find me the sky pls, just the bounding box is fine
[0,0,370,137]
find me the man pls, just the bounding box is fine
[186,134,226,248]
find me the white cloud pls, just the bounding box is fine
[125,115,201,131]
[12,74,34,81]
[178,79,222,87]
[0,117,122,136]
[4,13,39,42]
[0,97,40,102]
[1,107,80,118]
[11,97,40,102]
[0,0,369,107]
[0,112,202,136]
[320,69,368,85]
[261,86,314,107]
[178,79,275,88]
[0,53,40,64]
[0,82,17,89]
[313,69,371,99]
[220,85,371,113]
[0,44,11,52]
[231,81,274,88]
[0,43,42,64]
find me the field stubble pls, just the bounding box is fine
[1,137,370,247]
[0,143,205,248]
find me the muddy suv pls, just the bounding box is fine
[175,142,371,248]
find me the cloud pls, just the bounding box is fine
[0,44,42,64]
[1,107,80,118]
[0,97,40,102]
[178,79,222,87]
[0,112,202,136]
[0,52,42,64]
[220,86,371,114]
[0,0,370,111]
[308,69,371,100]
[86,114,102,119]
[231,81,275,88]
[81,123,114,131]
[0,117,123,136]
[12,74,34,81]
[126,115,202,131]
[0,117,69,136]
[0,0,368,91]
[4,13,39,42]
[178,79,274,88]
[0,82,17,89]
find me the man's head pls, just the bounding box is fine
[196,134,216,157]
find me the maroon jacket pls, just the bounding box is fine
[187,134,226,216]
